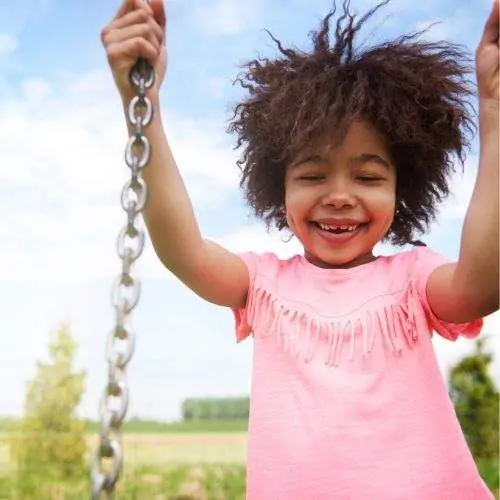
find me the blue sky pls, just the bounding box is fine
[0,0,498,421]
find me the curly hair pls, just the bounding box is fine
[228,0,476,246]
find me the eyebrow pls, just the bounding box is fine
[292,153,391,169]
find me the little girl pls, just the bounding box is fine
[102,0,499,498]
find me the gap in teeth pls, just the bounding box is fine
[318,223,358,232]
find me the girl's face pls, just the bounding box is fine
[284,120,397,269]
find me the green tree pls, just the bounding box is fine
[181,397,250,421]
[449,336,499,460]
[10,323,87,485]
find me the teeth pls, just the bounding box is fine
[318,223,359,232]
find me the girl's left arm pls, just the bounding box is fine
[426,0,499,323]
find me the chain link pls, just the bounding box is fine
[91,56,155,499]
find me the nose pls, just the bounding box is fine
[321,176,357,209]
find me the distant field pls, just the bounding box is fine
[86,419,249,434]
[0,432,247,471]
[88,432,247,466]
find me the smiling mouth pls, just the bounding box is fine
[313,222,368,234]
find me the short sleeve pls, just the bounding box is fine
[413,247,483,341]
[232,252,261,343]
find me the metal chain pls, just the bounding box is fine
[90,57,155,499]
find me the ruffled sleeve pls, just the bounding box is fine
[413,247,483,341]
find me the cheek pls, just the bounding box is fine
[366,186,396,221]
[376,189,397,229]
[284,185,309,231]
[382,191,397,215]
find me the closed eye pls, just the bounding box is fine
[356,176,384,182]
[299,175,325,181]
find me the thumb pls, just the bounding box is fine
[482,0,499,45]
[149,0,167,28]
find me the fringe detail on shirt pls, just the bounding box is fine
[246,281,422,366]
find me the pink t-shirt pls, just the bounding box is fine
[232,246,492,500]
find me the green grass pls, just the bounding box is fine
[0,431,498,499]
[477,459,500,498]
[0,464,247,500]
[1,431,248,499]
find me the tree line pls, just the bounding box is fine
[181,397,250,421]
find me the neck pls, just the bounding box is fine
[304,251,378,269]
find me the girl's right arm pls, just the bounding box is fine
[101,0,249,310]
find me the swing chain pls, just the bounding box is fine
[91,58,155,500]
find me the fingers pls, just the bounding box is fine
[104,9,164,48]
[106,25,161,58]
[481,0,499,45]
[149,0,167,29]
[106,37,158,69]
[113,0,152,22]
[113,0,166,28]
[102,5,164,67]
[102,0,168,95]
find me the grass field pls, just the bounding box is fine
[0,432,498,499]
[0,430,248,468]
[86,432,247,466]
[0,432,248,499]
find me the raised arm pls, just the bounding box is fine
[135,105,250,308]
[426,1,499,323]
[102,0,249,309]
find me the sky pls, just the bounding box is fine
[0,0,498,422]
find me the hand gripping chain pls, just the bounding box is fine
[91,54,155,499]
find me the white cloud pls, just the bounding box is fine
[208,76,231,99]
[413,5,485,44]
[192,0,263,36]
[168,118,240,198]
[21,77,51,101]
[439,155,478,221]
[0,0,54,38]
[0,68,241,282]
[413,19,451,41]
[0,33,18,56]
